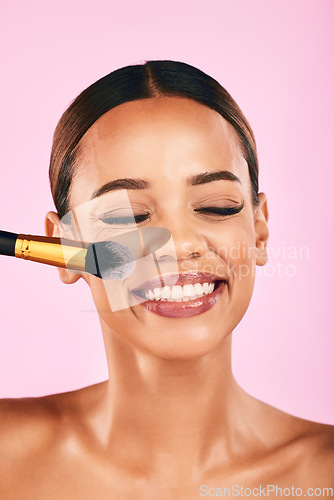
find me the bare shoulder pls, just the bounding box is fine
[257,399,334,484]
[0,381,106,460]
[294,417,334,483]
[0,395,59,459]
[0,394,61,497]
[0,383,108,499]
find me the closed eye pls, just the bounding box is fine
[195,201,245,217]
[97,201,245,226]
[99,213,149,225]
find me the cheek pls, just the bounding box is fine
[204,222,257,335]
[222,225,257,323]
[87,276,131,317]
[86,276,111,313]
[87,277,136,337]
[226,229,256,286]
[203,220,257,281]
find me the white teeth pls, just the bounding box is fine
[194,283,204,295]
[171,285,183,299]
[183,284,195,297]
[161,286,171,299]
[153,287,162,300]
[144,281,216,302]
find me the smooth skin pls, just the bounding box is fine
[1,97,333,499]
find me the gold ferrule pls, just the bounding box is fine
[14,234,88,272]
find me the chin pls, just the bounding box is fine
[133,315,233,361]
[94,279,253,361]
[144,335,230,362]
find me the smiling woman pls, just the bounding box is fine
[0,60,333,499]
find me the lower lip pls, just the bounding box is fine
[131,281,227,318]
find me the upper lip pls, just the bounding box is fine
[131,271,227,293]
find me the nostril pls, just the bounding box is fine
[188,251,201,258]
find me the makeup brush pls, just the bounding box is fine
[0,227,171,280]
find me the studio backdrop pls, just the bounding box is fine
[0,0,333,424]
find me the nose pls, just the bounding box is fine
[151,217,210,265]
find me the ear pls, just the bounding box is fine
[45,211,83,284]
[254,192,269,266]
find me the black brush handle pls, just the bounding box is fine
[0,230,19,256]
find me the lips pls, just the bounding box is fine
[130,271,228,318]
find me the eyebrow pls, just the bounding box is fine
[91,170,242,199]
[189,170,241,186]
[91,178,149,199]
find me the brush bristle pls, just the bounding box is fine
[84,240,135,279]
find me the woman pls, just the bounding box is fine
[1,60,333,499]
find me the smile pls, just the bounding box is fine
[144,281,217,302]
[130,272,228,318]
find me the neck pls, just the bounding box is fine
[73,318,256,477]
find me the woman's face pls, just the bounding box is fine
[67,96,268,360]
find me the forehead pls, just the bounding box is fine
[72,96,250,205]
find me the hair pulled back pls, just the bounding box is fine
[49,60,259,219]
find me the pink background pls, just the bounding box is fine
[0,0,333,424]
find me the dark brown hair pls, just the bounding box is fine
[49,60,259,219]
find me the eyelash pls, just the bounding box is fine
[194,203,244,217]
[98,202,244,225]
